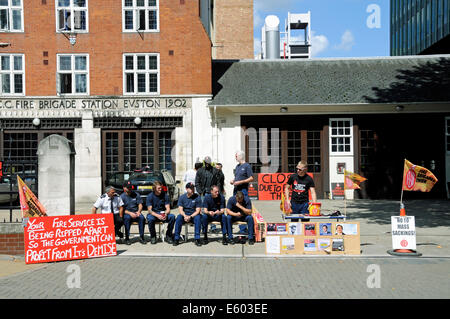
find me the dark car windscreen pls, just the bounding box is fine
[130,173,160,183]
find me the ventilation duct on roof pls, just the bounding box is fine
[264,15,280,60]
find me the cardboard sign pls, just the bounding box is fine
[24,214,117,264]
[391,216,416,250]
[265,222,360,255]
[258,173,313,201]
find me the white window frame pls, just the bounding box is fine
[56,53,89,96]
[0,0,24,32]
[329,118,353,155]
[122,0,159,33]
[0,53,25,96]
[123,53,160,95]
[55,0,89,33]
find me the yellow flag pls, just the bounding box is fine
[17,175,47,218]
[344,170,367,190]
[402,159,438,192]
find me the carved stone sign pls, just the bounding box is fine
[0,97,192,110]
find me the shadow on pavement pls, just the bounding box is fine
[345,200,450,228]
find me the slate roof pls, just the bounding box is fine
[209,55,450,106]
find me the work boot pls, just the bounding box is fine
[222,235,228,245]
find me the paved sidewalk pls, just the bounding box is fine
[0,256,449,299]
[77,199,450,258]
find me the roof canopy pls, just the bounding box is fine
[210,55,450,106]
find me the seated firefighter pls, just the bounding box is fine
[224,191,255,245]
[92,185,124,243]
[201,185,228,245]
[173,182,203,247]
[120,181,146,245]
[146,181,175,244]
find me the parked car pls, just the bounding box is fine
[104,171,133,192]
[105,167,181,208]
[0,175,36,205]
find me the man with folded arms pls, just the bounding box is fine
[146,181,175,244]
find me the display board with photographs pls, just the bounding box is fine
[265,221,360,255]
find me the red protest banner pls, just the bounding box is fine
[24,214,117,264]
[257,173,313,201]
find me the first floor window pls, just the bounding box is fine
[0,54,24,95]
[123,0,159,32]
[0,0,23,32]
[57,54,89,95]
[330,118,353,154]
[56,0,88,32]
[124,53,159,94]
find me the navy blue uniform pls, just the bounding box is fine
[201,193,227,235]
[233,162,253,195]
[225,195,254,240]
[146,191,175,239]
[174,193,202,240]
[120,191,145,239]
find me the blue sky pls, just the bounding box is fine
[254,0,390,58]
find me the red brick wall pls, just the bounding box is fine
[213,0,253,59]
[0,0,212,96]
[0,233,24,256]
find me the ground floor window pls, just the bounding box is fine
[102,129,174,182]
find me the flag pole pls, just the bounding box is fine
[400,159,406,216]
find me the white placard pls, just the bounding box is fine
[266,236,280,254]
[391,216,416,250]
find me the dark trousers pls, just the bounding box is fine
[201,214,227,235]
[113,213,124,237]
[291,201,310,222]
[147,213,175,238]
[225,214,254,240]
[123,214,146,239]
[174,214,201,240]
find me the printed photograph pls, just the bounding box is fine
[319,223,332,235]
[304,223,316,236]
[282,237,295,251]
[288,222,302,235]
[276,223,288,235]
[318,238,331,251]
[304,239,316,251]
[332,239,344,251]
[335,224,345,236]
[266,223,277,234]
